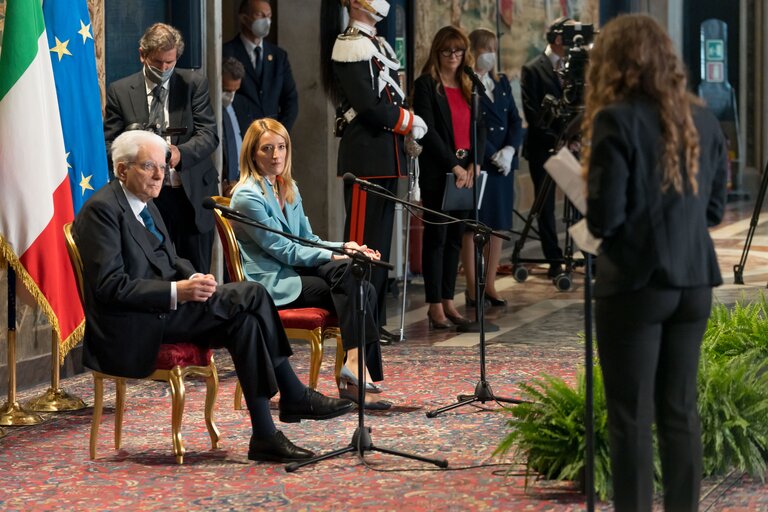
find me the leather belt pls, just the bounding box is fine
[455,148,469,159]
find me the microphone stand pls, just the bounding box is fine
[342,181,523,417]
[207,204,448,472]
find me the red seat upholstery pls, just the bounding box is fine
[278,308,338,331]
[155,343,212,370]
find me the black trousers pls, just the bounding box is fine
[344,178,398,324]
[282,260,383,382]
[420,187,464,304]
[154,187,214,273]
[596,286,712,512]
[162,282,293,414]
[528,156,563,261]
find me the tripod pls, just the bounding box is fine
[426,68,522,417]
[286,260,448,472]
[733,161,768,284]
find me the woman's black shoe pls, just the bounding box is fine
[248,430,315,462]
[445,313,471,326]
[485,294,507,307]
[464,291,490,309]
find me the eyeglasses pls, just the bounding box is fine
[129,160,169,175]
[439,48,465,58]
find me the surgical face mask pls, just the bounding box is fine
[222,91,235,108]
[145,64,174,85]
[250,17,271,39]
[475,52,496,74]
[360,0,390,22]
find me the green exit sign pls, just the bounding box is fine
[706,39,724,61]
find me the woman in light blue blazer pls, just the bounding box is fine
[231,118,390,409]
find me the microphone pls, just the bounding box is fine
[342,173,389,192]
[463,65,486,93]
[201,197,246,219]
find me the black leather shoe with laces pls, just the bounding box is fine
[248,430,315,462]
[278,388,354,423]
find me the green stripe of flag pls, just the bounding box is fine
[0,0,46,100]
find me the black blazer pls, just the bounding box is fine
[412,74,486,192]
[223,37,299,132]
[586,98,728,298]
[520,52,561,162]
[74,180,197,378]
[103,69,219,233]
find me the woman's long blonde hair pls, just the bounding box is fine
[238,118,296,204]
[420,25,474,104]
[581,14,700,195]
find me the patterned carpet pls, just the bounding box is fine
[2,333,766,510]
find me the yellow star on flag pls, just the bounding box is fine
[65,152,72,168]
[79,173,94,194]
[78,20,93,44]
[50,37,72,61]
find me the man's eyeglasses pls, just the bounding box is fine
[440,48,465,58]
[130,160,168,175]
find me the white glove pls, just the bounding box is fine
[490,146,516,176]
[411,114,428,140]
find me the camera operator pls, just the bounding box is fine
[520,17,571,278]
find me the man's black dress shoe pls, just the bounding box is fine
[379,327,396,345]
[278,388,354,423]
[248,430,315,462]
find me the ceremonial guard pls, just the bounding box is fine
[320,0,427,341]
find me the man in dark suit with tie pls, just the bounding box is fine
[221,57,246,197]
[104,23,218,274]
[74,130,353,463]
[223,0,299,133]
[520,17,569,278]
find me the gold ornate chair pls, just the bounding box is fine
[210,196,344,409]
[63,223,220,464]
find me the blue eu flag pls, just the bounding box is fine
[43,0,108,214]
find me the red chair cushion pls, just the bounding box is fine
[278,307,337,331]
[155,343,212,370]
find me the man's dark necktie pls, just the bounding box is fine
[254,46,263,81]
[139,206,164,242]
[148,85,167,134]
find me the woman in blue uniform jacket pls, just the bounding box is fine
[231,118,390,409]
[462,28,523,307]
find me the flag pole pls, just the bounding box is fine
[26,331,86,412]
[0,265,44,426]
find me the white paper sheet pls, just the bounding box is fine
[543,147,587,215]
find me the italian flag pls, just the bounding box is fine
[0,0,84,355]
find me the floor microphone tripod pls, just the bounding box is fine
[286,261,448,472]
[733,161,768,285]
[426,69,522,418]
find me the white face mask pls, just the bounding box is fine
[475,52,496,74]
[360,0,390,22]
[250,17,271,39]
[222,91,235,108]
[145,64,174,85]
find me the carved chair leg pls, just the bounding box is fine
[90,374,104,460]
[308,327,324,389]
[168,367,186,464]
[114,378,126,451]
[204,362,220,450]
[234,381,244,410]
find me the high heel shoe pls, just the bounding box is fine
[339,365,382,394]
[427,312,452,329]
[464,291,490,309]
[484,294,507,307]
[338,384,392,410]
[445,312,471,326]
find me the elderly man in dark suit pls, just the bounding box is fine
[104,23,218,274]
[74,130,353,463]
[223,0,299,133]
[520,17,570,278]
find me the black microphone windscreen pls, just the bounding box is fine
[201,197,217,210]
[342,173,357,185]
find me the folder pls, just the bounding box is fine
[441,171,488,211]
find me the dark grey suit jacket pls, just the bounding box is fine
[223,37,298,132]
[586,98,728,298]
[520,52,562,163]
[74,180,197,378]
[103,69,219,233]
